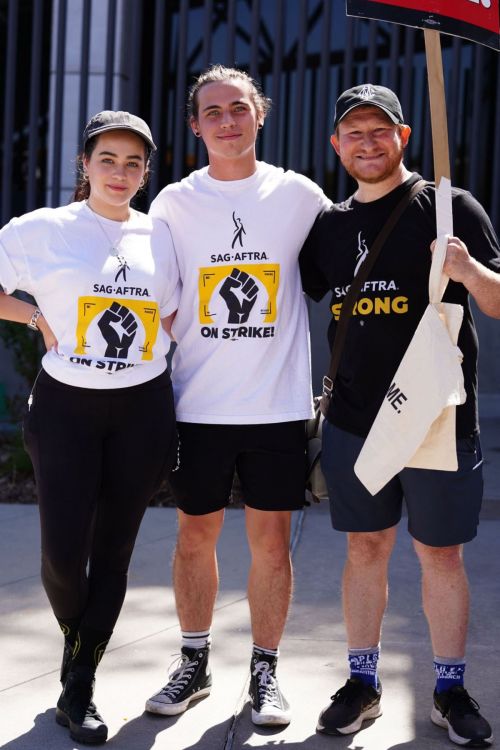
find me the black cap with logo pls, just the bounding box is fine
[83,110,157,151]
[334,84,405,129]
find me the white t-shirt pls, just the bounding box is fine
[150,162,331,423]
[0,201,181,388]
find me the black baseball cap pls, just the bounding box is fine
[334,84,404,128]
[83,110,157,151]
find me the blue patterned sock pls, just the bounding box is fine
[348,646,380,688]
[434,657,465,693]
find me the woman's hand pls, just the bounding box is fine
[38,316,58,352]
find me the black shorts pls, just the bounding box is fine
[169,421,307,515]
[321,421,484,547]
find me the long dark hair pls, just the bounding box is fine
[73,137,98,202]
[72,134,152,202]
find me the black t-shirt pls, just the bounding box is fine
[300,173,500,438]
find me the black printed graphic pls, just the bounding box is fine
[98,301,138,358]
[231,211,246,249]
[114,255,130,283]
[219,268,258,324]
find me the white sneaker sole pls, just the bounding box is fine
[430,706,493,746]
[317,702,382,735]
[145,686,211,716]
[251,706,291,726]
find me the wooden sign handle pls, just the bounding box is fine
[424,28,451,186]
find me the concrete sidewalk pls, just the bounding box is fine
[1,413,499,750]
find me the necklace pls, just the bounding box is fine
[86,201,128,258]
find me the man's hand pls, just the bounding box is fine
[431,236,500,318]
[432,236,476,285]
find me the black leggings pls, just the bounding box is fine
[23,368,177,633]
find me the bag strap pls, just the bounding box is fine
[322,178,428,398]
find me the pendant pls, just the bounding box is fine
[109,246,120,257]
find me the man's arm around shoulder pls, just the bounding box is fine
[299,210,332,303]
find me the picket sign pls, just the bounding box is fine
[345,1,500,51]
[424,28,451,183]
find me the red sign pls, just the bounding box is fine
[346,0,500,50]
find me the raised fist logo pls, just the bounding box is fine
[219,268,258,324]
[98,301,138,358]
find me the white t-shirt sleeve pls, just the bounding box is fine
[150,217,182,317]
[0,219,32,295]
[149,189,169,224]
[295,172,333,213]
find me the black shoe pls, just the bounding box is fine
[431,686,493,747]
[317,677,382,735]
[60,640,73,685]
[56,666,108,745]
[249,650,291,726]
[145,646,212,716]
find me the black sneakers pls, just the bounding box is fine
[431,686,493,747]
[248,650,291,726]
[317,677,382,735]
[145,646,212,716]
[55,666,108,745]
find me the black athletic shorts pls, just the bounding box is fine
[169,421,307,515]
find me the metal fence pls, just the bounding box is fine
[1,0,500,230]
[1,0,499,395]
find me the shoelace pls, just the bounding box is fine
[446,688,481,717]
[67,679,103,720]
[85,701,103,719]
[160,653,198,699]
[252,661,280,705]
[331,679,364,704]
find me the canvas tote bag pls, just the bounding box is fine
[354,233,466,496]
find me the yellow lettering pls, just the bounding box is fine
[356,298,373,315]
[374,297,391,314]
[331,303,342,321]
[331,295,409,321]
[392,296,408,313]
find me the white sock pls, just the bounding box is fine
[253,643,279,657]
[181,630,211,650]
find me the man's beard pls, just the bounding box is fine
[341,147,404,184]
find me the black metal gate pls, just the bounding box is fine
[1,0,500,229]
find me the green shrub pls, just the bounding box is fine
[0,315,42,484]
[0,428,33,481]
[0,319,43,397]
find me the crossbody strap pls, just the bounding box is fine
[322,179,428,397]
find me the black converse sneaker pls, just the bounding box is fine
[249,650,291,726]
[317,677,382,735]
[431,686,493,747]
[145,646,212,716]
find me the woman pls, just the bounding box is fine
[0,110,180,744]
